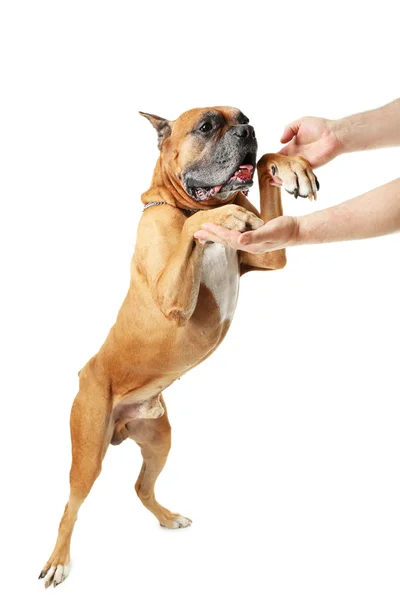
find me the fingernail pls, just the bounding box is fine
[201,223,212,230]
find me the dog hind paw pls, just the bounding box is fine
[39,563,70,588]
[160,513,192,529]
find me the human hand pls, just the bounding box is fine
[279,116,341,168]
[194,215,300,254]
[188,203,263,243]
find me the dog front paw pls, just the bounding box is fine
[258,153,319,201]
[206,204,263,232]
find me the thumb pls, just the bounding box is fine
[280,121,301,144]
[239,216,291,246]
[278,143,296,157]
[238,221,276,245]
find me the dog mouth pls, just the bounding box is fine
[188,154,256,202]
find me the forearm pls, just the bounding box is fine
[296,178,400,245]
[333,98,400,154]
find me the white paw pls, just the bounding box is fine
[39,563,70,588]
[266,156,319,200]
[160,515,192,529]
[173,515,192,528]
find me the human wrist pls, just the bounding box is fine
[285,216,303,247]
[295,211,329,246]
[329,117,356,155]
[330,104,393,155]
[294,203,354,246]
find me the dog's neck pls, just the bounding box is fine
[141,157,238,213]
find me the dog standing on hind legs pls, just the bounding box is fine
[39,106,318,587]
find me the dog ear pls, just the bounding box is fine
[139,111,172,150]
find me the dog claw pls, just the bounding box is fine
[316,177,320,191]
[293,188,299,199]
[38,571,45,579]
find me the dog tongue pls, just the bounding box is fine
[235,164,254,179]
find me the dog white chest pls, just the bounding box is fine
[200,242,239,322]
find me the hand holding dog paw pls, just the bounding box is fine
[193,205,263,248]
[279,116,340,168]
[195,215,299,253]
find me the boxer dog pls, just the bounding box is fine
[39,106,318,587]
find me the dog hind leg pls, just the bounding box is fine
[128,395,192,529]
[39,361,112,587]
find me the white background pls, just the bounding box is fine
[1,1,399,598]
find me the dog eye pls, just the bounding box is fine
[199,122,213,133]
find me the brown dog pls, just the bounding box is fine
[39,106,318,587]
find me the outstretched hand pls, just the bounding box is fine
[194,215,300,254]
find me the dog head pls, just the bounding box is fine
[140,106,257,209]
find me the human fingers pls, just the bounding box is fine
[280,120,302,144]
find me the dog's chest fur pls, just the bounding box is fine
[200,242,239,322]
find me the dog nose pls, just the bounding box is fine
[232,124,256,139]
